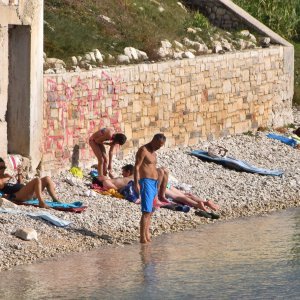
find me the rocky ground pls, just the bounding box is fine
[0,108,300,272]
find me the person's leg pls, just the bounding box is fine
[41,176,60,202]
[166,188,207,211]
[14,178,49,208]
[157,167,169,202]
[89,139,105,177]
[140,212,150,243]
[185,193,219,211]
[146,213,153,242]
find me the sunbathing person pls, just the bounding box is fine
[0,157,60,208]
[165,187,219,212]
[156,167,219,213]
[101,164,219,213]
[101,164,134,191]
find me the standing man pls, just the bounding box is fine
[134,133,166,243]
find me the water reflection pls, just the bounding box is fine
[0,208,300,299]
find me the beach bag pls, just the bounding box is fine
[120,180,139,203]
[207,145,228,158]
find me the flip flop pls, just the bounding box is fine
[208,211,220,219]
[195,210,212,219]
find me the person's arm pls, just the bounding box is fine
[134,147,145,194]
[108,143,117,173]
[16,166,23,184]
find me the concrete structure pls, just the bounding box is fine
[0,0,44,170]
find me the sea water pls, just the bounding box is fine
[0,207,299,299]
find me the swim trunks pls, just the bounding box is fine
[139,178,158,213]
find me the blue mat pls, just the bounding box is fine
[23,200,84,208]
[267,133,297,148]
[190,150,283,176]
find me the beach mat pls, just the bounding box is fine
[190,150,283,176]
[0,208,71,227]
[11,199,87,213]
[267,133,297,148]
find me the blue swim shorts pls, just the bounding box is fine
[139,178,158,213]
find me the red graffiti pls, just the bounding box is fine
[43,71,126,164]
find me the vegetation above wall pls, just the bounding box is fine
[44,0,265,69]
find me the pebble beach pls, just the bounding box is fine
[0,108,299,272]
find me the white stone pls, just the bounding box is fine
[158,6,164,12]
[182,51,195,59]
[93,49,103,63]
[240,30,250,37]
[89,52,96,63]
[44,68,55,74]
[117,54,130,64]
[15,228,38,241]
[124,47,139,60]
[173,51,183,59]
[177,1,187,12]
[161,40,172,48]
[71,56,78,66]
[136,50,148,60]
[44,58,66,69]
[187,27,197,34]
[212,41,223,53]
[174,40,184,50]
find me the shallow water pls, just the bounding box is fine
[1,208,300,300]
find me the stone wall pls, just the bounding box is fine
[42,46,293,173]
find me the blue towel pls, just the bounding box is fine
[23,200,84,208]
[190,150,283,176]
[267,133,297,148]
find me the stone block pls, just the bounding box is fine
[15,228,38,241]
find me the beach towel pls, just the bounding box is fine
[267,133,298,148]
[190,150,283,176]
[0,208,71,227]
[11,200,87,213]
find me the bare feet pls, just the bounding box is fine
[140,238,148,244]
[39,202,50,209]
[205,200,219,211]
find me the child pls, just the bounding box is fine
[89,128,127,178]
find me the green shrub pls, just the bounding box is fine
[233,0,300,40]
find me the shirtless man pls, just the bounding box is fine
[0,158,60,208]
[101,164,134,191]
[134,133,166,244]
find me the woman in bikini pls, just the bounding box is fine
[0,158,60,208]
[89,128,127,179]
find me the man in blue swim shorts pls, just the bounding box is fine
[134,133,166,243]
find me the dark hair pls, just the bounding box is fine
[122,164,134,174]
[0,158,4,163]
[153,133,166,142]
[113,133,127,145]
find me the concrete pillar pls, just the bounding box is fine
[0,26,8,157]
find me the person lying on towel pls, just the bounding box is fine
[157,167,219,213]
[100,164,134,191]
[0,157,60,208]
[101,164,219,214]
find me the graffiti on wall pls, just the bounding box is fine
[43,71,126,164]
